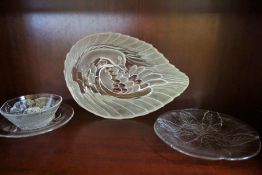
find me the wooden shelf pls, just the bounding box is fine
[0,101,261,175]
[0,1,262,174]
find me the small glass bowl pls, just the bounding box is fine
[0,93,62,130]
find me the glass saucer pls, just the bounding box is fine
[0,103,74,138]
[154,109,261,160]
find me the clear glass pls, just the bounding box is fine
[154,109,261,160]
[0,93,62,130]
[0,103,74,138]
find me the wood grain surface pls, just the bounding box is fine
[0,101,261,175]
[0,0,262,174]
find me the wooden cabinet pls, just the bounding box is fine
[0,1,261,174]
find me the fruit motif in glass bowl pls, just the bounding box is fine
[0,94,62,130]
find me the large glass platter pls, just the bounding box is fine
[64,32,189,119]
[154,109,261,160]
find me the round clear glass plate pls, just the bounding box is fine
[0,103,74,138]
[154,109,261,160]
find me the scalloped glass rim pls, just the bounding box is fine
[64,32,189,119]
[154,109,261,160]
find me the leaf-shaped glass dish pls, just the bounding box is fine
[154,109,261,160]
[64,32,189,119]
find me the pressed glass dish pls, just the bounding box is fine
[64,32,189,119]
[0,103,74,138]
[0,93,62,130]
[154,109,261,160]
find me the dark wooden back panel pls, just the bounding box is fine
[1,0,262,128]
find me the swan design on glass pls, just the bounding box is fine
[64,33,189,119]
[154,109,261,160]
[72,45,154,99]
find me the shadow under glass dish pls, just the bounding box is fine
[154,109,261,160]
